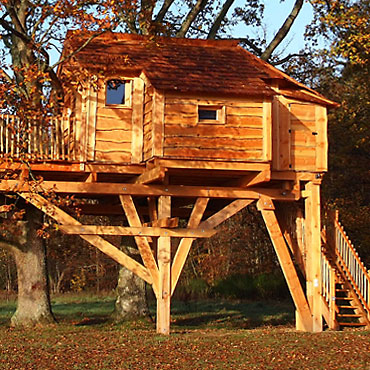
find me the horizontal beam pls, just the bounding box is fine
[154,159,270,172]
[1,180,297,201]
[58,225,216,238]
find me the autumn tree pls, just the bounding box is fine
[0,0,313,325]
[0,0,137,326]
[306,0,370,261]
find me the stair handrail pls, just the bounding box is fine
[333,213,370,316]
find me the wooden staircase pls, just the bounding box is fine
[321,211,370,330]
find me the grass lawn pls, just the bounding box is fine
[0,294,369,369]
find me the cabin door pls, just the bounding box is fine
[273,97,327,172]
[289,102,318,172]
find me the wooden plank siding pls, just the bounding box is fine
[162,96,270,162]
[272,97,328,172]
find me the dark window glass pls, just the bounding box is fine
[106,79,125,104]
[198,109,217,120]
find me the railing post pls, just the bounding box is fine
[329,267,337,329]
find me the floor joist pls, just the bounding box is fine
[1,180,297,201]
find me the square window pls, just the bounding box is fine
[198,105,225,123]
[198,109,218,120]
[106,79,130,105]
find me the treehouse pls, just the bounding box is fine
[0,32,369,334]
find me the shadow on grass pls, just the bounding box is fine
[0,296,295,330]
[170,300,294,329]
[52,299,116,325]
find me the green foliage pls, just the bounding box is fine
[174,278,211,301]
[213,271,289,300]
[213,274,257,299]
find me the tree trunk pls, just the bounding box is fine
[112,237,149,321]
[10,207,55,327]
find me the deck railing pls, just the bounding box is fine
[0,114,77,161]
[334,216,370,317]
[321,250,337,327]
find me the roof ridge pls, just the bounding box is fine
[66,30,239,48]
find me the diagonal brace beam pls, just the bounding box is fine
[257,197,313,332]
[120,195,160,297]
[19,193,153,285]
[171,197,209,295]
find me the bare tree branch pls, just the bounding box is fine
[207,0,235,39]
[271,52,308,66]
[237,38,263,56]
[0,18,29,45]
[140,0,155,34]
[155,0,176,23]
[176,0,209,38]
[51,31,106,69]
[261,0,304,61]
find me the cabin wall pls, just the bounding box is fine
[272,96,328,172]
[158,94,272,162]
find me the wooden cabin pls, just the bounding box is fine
[1,32,369,334]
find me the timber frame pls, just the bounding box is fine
[0,32,349,334]
[0,161,326,334]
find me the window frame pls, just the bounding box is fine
[104,78,132,107]
[197,105,225,124]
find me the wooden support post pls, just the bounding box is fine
[157,195,171,335]
[257,197,313,332]
[304,182,323,332]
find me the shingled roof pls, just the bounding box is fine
[61,32,337,106]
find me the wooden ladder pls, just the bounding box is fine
[321,211,370,330]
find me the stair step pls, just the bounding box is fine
[337,305,359,309]
[336,297,354,300]
[338,322,367,327]
[335,289,349,292]
[337,314,363,318]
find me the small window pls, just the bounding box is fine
[198,109,217,120]
[198,105,225,123]
[106,79,129,105]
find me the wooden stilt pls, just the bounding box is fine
[257,197,313,332]
[304,182,323,332]
[157,195,171,335]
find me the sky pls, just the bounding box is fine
[232,0,314,56]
